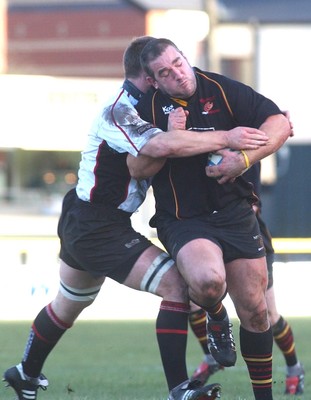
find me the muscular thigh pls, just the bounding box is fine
[59,259,106,289]
[176,238,225,287]
[225,257,268,310]
[156,217,226,290]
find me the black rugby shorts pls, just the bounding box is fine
[58,189,152,283]
[156,199,266,263]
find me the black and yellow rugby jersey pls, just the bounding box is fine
[136,67,282,220]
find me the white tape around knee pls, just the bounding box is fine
[59,280,102,302]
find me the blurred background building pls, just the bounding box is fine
[0,0,311,242]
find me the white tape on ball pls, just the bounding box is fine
[207,153,223,166]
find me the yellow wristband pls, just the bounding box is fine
[241,150,250,169]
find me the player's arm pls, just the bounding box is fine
[139,126,267,157]
[126,107,187,179]
[206,113,292,183]
[128,108,268,180]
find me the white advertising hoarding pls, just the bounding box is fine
[0,75,122,151]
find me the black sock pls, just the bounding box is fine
[189,308,209,354]
[272,316,298,367]
[240,326,273,400]
[156,300,189,390]
[22,303,72,378]
[206,302,228,322]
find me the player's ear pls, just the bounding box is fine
[146,76,157,88]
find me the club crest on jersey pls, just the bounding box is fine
[199,96,219,115]
[162,104,175,115]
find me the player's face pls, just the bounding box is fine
[147,46,197,99]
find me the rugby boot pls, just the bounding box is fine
[168,379,221,399]
[191,358,224,386]
[3,363,48,400]
[285,364,305,395]
[207,320,236,367]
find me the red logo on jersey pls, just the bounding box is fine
[199,96,219,114]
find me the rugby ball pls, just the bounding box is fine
[207,152,223,166]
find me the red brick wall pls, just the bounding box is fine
[7,4,146,77]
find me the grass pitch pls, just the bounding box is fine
[1,318,309,399]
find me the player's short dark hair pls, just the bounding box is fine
[140,38,181,78]
[123,36,154,79]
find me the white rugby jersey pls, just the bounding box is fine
[76,81,162,213]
